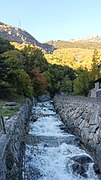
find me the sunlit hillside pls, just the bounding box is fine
[0,22,56,53]
[45,48,101,70]
[45,37,101,70]
[47,36,101,49]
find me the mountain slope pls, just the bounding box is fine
[47,36,101,49]
[0,22,56,53]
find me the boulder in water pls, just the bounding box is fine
[72,163,88,178]
[68,155,93,178]
[71,154,93,164]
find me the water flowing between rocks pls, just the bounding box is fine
[23,99,99,180]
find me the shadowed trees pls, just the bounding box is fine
[0,37,92,97]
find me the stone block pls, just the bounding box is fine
[89,125,99,133]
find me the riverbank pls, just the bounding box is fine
[53,94,101,175]
[0,98,33,180]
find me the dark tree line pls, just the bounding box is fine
[0,37,76,98]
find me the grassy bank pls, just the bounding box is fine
[0,96,25,117]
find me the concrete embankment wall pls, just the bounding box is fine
[0,99,33,180]
[53,95,101,173]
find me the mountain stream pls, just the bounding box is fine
[23,99,98,180]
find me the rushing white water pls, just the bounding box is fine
[23,100,98,180]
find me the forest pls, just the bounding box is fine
[0,36,101,99]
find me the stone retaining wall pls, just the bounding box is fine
[53,95,101,173]
[0,118,3,136]
[0,99,33,180]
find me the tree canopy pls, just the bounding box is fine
[0,37,100,98]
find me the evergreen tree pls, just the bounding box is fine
[0,55,10,92]
[74,68,90,96]
[0,36,14,54]
[0,55,7,80]
[90,49,101,81]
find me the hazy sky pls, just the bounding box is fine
[1,0,101,42]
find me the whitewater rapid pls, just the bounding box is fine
[23,99,98,180]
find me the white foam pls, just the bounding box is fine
[24,100,98,180]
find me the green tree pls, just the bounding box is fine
[60,75,73,94]
[0,55,7,80]
[90,49,101,81]
[0,36,14,54]
[0,55,10,93]
[44,70,54,94]
[15,69,33,97]
[74,68,90,96]
[3,50,23,85]
[21,45,48,74]
[44,64,75,95]
[2,50,33,96]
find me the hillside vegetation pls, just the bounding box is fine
[0,22,101,97]
[45,40,101,95]
[45,48,101,70]
[0,36,76,98]
[1,36,101,98]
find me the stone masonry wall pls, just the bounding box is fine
[0,99,33,180]
[53,95,101,173]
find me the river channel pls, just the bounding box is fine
[23,98,99,180]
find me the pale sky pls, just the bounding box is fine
[0,0,101,42]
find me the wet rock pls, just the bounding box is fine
[71,154,93,164]
[72,163,88,178]
[31,115,37,122]
[93,163,101,174]
[70,155,93,178]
